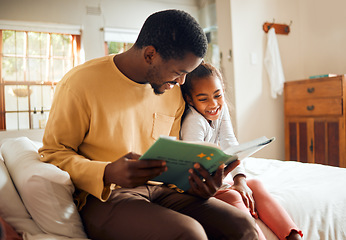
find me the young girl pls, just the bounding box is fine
[180,62,303,240]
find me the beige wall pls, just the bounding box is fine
[216,0,346,160]
[300,0,346,77]
[1,0,346,160]
[0,0,198,61]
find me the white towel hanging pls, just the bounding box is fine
[264,27,285,99]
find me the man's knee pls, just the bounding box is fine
[169,216,208,240]
[215,206,259,240]
[236,213,259,240]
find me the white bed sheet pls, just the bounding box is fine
[230,157,346,240]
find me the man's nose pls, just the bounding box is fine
[177,74,186,85]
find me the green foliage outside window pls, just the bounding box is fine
[107,42,133,54]
[0,29,79,130]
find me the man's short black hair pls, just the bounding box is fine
[134,9,208,61]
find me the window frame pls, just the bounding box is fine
[0,21,81,130]
[103,27,138,56]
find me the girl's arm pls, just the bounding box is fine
[219,105,247,179]
[181,106,236,198]
[219,105,256,215]
[230,174,256,217]
[219,105,239,149]
[180,107,207,142]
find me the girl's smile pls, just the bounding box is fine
[187,75,225,122]
[206,107,220,116]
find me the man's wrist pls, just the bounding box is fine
[103,163,112,186]
[104,163,122,189]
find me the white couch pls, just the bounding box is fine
[0,130,88,240]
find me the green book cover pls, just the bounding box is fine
[140,136,274,192]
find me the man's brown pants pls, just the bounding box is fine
[80,185,259,240]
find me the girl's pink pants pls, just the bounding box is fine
[215,179,303,240]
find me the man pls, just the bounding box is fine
[39,9,258,240]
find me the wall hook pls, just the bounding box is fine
[267,19,275,30]
[263,20,291,35]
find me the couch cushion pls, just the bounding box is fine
[0,137,87,238]
[0,216,23,240]
[0,155,42,236]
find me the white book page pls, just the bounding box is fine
[224,136,275,160]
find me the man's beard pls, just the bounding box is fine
[146,67,165,95]
[150,83,165,95]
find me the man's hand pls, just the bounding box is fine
[103,152,167,188]
[187,160,240,199]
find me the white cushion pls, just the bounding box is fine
[0,155,43,235]
[0,137,87,238]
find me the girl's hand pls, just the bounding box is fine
[230,175,257,217]
[187,160,240,199]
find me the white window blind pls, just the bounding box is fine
[0,20,81,35]
[104,28,139,43]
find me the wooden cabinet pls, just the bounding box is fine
[284,75,346,167]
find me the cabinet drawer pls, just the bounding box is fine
[285,98,342,116]
[285,78,342,100]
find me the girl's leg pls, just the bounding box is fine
[246,179,303,240]
[214,189,266,240]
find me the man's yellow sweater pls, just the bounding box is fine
[39,55,185,209]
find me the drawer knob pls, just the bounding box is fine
[307,87,315,93]
[307,105,315,111]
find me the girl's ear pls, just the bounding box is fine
[185,94,194,106]
[144,46,156,64]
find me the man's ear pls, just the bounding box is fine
[144,46,157,64]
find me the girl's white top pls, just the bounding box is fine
[180,104,246,179]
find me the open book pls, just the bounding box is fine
[140,136,275,191]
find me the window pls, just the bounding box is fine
[104,28,138,55]
[105,41,133,55]
[0,29,80,130]
[204,27,220,70]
